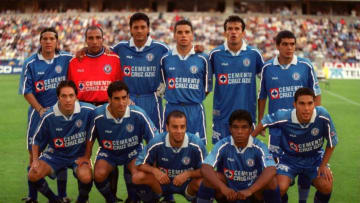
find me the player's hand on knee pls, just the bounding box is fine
[220,186,237,201]
[237,189,252,200]
[318,164,333,182]
[31,159,40,172]
[153,168,170,184]
[172,171,189,186]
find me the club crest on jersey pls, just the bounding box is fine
[168,78,176,89]
[55,65,62,74]
[103,64,112,74]
[123,65,132,76]
[53,138,65,148]
[126,124,134,133]
[246,158,255,167]
[270,88,280,99]
[190,65,198,74]
[292,72,300,80]
[289,141,299,152]
[102,140,113,150]
[182,156,191,165]
[75,119,83,128]
[146,53,154,62]
[79,82,85,91]
[243,58,251,67]
[159,167,168,174]
[218,73,228,85]
[311,128,319,136]
[224,168,235,180]
[35,80,45,92]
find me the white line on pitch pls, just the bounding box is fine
[324,90,360,107]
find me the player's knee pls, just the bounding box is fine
[132,171,146,185]
[278,181,289,196]
[265,177,278,190]
[316,179,332,194]
[28,170,40,182]
[78,171,93,184]
[94,168,108,182]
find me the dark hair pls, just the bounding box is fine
[294,87,315,102]
[56,80,77,97]
[166,110,187,125]
[275,30,296,45]
[85,25,104,39]
[229,109,252,127]
[130,12,150,27]
[224,15,245,31]
[174,19,193,33]
[107,81,129,98]
[40,27,58,41]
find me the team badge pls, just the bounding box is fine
[103,64,112,74]
[78,82,85,91]
[243,58,251,67]
[190,65,198,74]
[292,72,300,81]
[289,141,299,152]
[270,88,280,100]
[246,158,255,167]
[55,65,62,74]
[75,119,83,128]
[53,138,65,148]
[311,128,319,136]
[168,78,176,89]
[35,80,45,92]
[126,124,134,133]
[102,140,113,150]
[123,65,132,76]
[182,156,191,165]
[159,167,168,174]
[218,73,228,85]
[146,53,154,62]
[224,168,234,180]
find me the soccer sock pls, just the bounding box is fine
[124,166,139,201]
[77,179,93,203]
[196,183,215,203]
[109,166,119,197]
[31,178,58,201]
[136,185,160,202]
[27,166,38,200]
[314,190,331,203]
[281,193,289,203]
[263,186,281,203]
[56,168,67,198]
[298,175,311,203]
[95,179,116,203]
[163,193,175,201]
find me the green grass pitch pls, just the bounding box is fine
[0,74,359,202]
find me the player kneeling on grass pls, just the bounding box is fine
[197,109,281,203]
[133,110,207,202]
[252,87,337,203]
[28,80,94,203]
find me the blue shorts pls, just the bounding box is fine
[163,102,207,145]
[26,107,47,151]
[95,147,140,167]
[276,153,322,181]
[39,151,78,177]
[130,93,163,130]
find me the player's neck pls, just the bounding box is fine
[59,105,74,117]
[41,51,55,60]
[134,39,147,48]
[169,138,183,148]
[176,45,192,57]
[108,105,125,119]
[277,55,293,65]
[227,41,242,53]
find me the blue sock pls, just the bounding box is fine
[136,185,160,202]
[314,190,331,203]
[124,166,139,201]
[196,183,215,203]
[95,179,116,203]
[77,179,93,203]
[163,193,175,201]
[27,166,38,200]
[281,193,288,203]
[298,175,311,203]
[56,168,67,198]
[263,186,281,203]
[31,178,58,201]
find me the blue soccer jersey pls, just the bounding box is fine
[136,132,207,180]
[258,56,321,114]
[33,101,95,158]
[262,106,338,157]
[203,136,275,191]
[90,104,158,164]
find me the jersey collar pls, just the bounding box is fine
[172,46,195,60]
[37,53,60,64]
[273,55,298,69]
[165,132,189,152]
[291,108,317,128]
[53,100,81,120]
[224,40,247,56]
[86,47,105,58]
[230,135,253,154]
[105,104,130,124]
[129,37,152,52]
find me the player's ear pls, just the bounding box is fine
[293,101,296,108]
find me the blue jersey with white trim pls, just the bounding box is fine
[136,132,207,180]
[210,44,263,123]
[203,136,275,190]
[33,101,95,158]
[262,106,338,157]
[90,104,158,156]
[18,51,73,107]
[160,49,212,104]
[111,39,169,95]
[258,56,321,114]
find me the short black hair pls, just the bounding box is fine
[56,80,77,97]
[107,81,129,98]
[166,110,187,125]
[275,30,296,45]
[85,25,104,39]
[229,109,252,127]
[40,27,58,41]
[294,87,315,102]
[224,15,245,31]
[174,19,193,33]
[130,12,150,27]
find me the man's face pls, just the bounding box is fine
[40,32,57,54]
[229,119,252,147]
[108,90,129,116]
[130,20,149,43]
[58,87,77,113]
[166,116,187,145]
[86,28,103,54]
[294,95,315,123]
[224,22,244,46]
[174,24,193,47]
[277,38,296,60]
